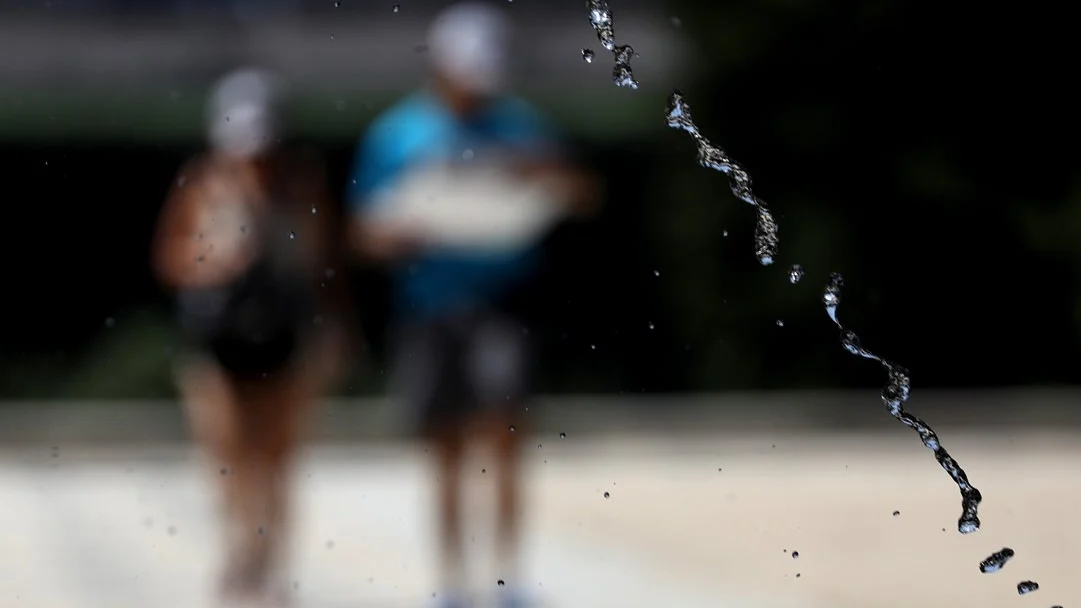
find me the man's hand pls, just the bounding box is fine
[514,161,604,218]
[350,219,430,263]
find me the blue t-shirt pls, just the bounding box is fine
[347,91,561,320]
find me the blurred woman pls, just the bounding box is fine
[151,68,350,607]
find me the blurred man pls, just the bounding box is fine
[346,3,599,607]
[152,68,350,607]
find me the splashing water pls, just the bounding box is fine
[664,91,779,265]
[625,36,1059,608]
[979,547,1015,573]
[822,273,982,534]
[582,48,595,63]
[584,0,638,89]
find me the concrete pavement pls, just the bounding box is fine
[1,431,1079,607]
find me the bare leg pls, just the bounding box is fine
[173,359,256,601]
[177,355,313,607]
[431,425,467,593]
[489,412,524,583]
[230,364,315,607]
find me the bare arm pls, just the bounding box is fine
[151,161,255,290]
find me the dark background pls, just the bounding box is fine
[1,0,1077,399]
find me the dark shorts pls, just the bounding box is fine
[391,307,530,436]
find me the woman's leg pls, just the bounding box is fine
[173,357,253,600]
[228,341,327,605]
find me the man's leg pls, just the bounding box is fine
[394,321,470,606]
[468,315,530,592]
[431,423,468,593]
[491,406,525,582]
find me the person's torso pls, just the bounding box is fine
[179,149,322,339]
[369,93,553,319]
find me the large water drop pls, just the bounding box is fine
[979,548,1015,573]
[1016,581,1039,595]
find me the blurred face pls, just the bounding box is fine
[428,3,510,106]
[208,103,276,159]
[206,68,281,159]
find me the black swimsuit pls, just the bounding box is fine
[178,208,316,380]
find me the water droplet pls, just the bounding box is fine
[508,425,516,432]
[795,573,801,578]
[585,0,615,51]
[311,205,317,214]
[978,547,1015,573]
[462,148,475,160]
[611,45,638,89]
[722,230,729,237]
[167,526,177,536]
[582,48,594,63]
[665,91,778,266]
[1016,581,1039,595]
[559,432,566,439]
[392,3,399,12]
[776,319,784,327]
[791,551,799,559]
[892,510,900,516]
[497,580,505,587]
[653,270,660,276]
[333,0,340,6]
[288,231,297,239]
[648,322,655,330]
[590,344,596,350]
[603,491,610,499]
[789,264,804,284]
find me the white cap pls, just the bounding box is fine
[206,68,284,158]
[427,2,511,96]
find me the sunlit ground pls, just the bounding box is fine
[0,431,1078,607]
